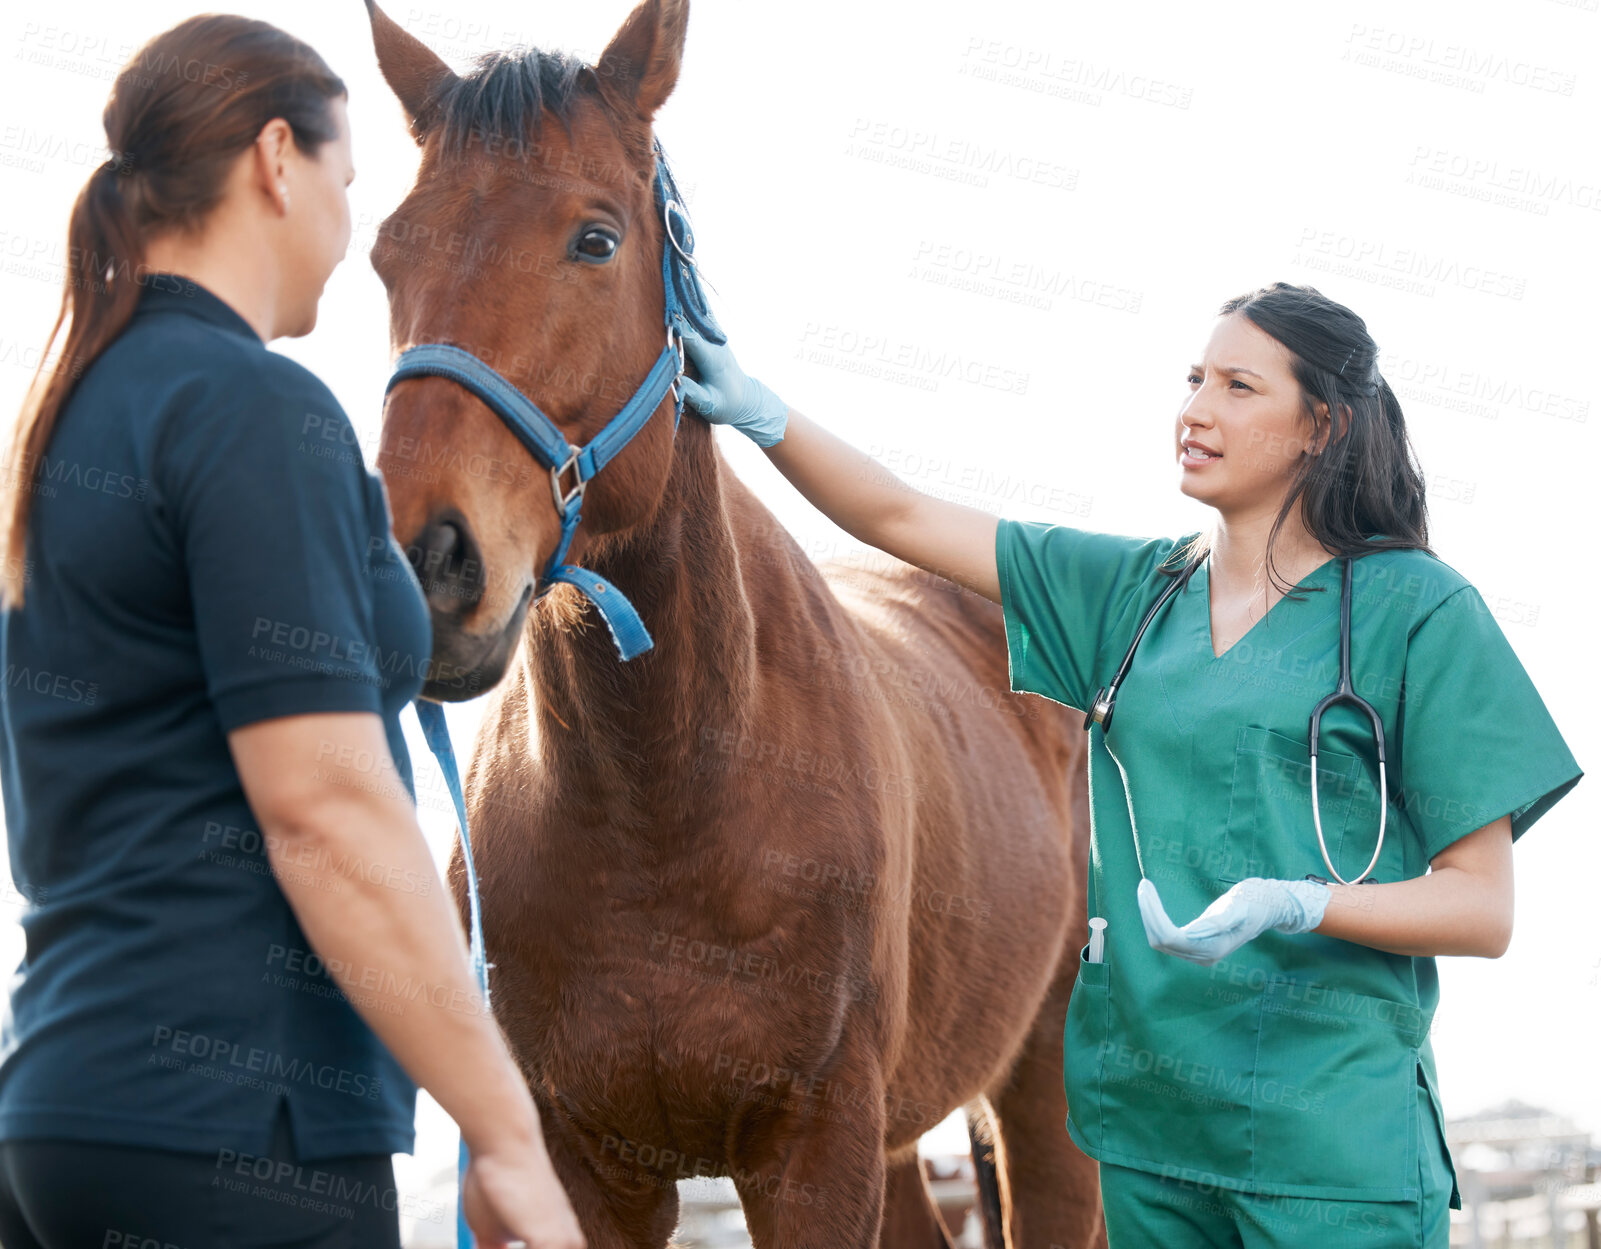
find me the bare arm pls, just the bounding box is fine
[765,407,1002,602]
[1312,816,1514,958]
[230,710,582,1248]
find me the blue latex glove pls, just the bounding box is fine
[678,327,789,447]
[1137,876,1331,967]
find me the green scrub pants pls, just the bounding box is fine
[1099,1071,1455,1248]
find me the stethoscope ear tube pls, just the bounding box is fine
[1083,554,1204,735]
[1311,754,1388,885]
[1308,557,1388,884]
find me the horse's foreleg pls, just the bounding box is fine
[732,1053,888,1249]
[734,1122,886,1249]
[536,1112,682,1249]
[879,1146,956,1249]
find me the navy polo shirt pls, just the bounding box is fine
[0,274,432,1159]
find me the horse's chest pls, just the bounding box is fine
[503,939,851,1161]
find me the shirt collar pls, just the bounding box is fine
[132,273,262,343]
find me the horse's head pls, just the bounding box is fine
[365,0,691,698]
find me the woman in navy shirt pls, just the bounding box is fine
[0,15,579,1248]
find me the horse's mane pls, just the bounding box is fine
[433,47,591,156]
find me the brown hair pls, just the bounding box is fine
[0,14,346,609]
[1167,281,1432,596]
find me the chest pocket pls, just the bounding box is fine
[1217,726,1382,884]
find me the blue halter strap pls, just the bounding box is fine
[402,142,721,1247]
[385,139,724,663]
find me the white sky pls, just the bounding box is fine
[1,0,1596,1214]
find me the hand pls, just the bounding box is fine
[678,327,789,447]
[1137,876,1331,967]
[460,1135,585,1249]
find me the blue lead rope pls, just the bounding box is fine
[412,698,486,1249]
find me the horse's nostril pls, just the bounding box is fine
[407,516,485,615]
[419,522,458,565]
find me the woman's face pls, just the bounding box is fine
[277,95,354,336]
[1175,313,1325,516]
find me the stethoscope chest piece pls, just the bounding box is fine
[1084,687,1117,733]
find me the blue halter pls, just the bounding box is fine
[385,139,724,662]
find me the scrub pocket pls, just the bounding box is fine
[1063,942,1110,1152]
[1251,977,1426,1196]
[1218,726,1369,883]
[1416,1060,1463,1211]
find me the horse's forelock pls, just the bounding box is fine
[431,47,595,159]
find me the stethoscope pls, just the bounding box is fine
[1084,553,1388,885]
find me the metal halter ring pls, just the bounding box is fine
[663,200,696,265]
[549,443,586,514]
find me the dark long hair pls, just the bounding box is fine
[1169,282,1432,595]
[0,15,346,610]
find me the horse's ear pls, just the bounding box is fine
[363,0,458,142]
[596,0,689,122]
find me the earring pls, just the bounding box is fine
[278,183,290,211]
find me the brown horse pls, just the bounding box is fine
[365,2,1103,1245]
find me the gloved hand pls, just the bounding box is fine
[678,327,790,447]
[1137,876,1331,967]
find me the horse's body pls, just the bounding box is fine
[365,2,1103,1244]
[464,459,1100,1246]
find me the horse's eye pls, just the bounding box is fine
[573,228,618,263]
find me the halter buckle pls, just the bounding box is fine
[667,323,686,403]
[550,443,586,515]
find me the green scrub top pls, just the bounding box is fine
[996,521,1582,1205]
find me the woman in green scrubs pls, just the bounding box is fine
[676,282,1582,1247]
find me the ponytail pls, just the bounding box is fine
[1,161,145,608]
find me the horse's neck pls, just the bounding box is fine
[521,415,762,821]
